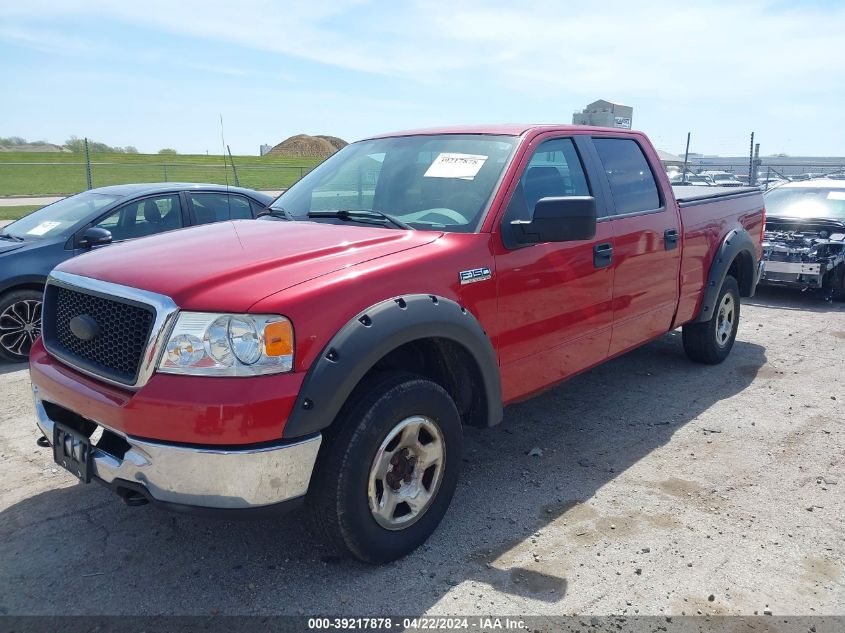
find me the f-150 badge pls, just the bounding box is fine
[459,267,492,285]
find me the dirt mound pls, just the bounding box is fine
[313,135,348,152]
[267,134,347,158]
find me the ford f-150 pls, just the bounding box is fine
[29,125,765,563]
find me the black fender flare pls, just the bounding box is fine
[694,227,757,323]
[283,294,503,439]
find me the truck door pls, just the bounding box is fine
[588,136,682,356]
[493,135,615,402]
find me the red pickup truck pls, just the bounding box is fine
[30,125,765,563]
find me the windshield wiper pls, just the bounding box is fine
[0,232,24,242]
[257,207,293,221]
[307,209,413,230]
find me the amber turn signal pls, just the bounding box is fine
[264,320,294,357]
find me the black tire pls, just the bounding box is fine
[0,289,43,363]
[682,275,740,365]
[307,370,462,563]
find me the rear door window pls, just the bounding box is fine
[593,138,661,215]
[188,193,254,224]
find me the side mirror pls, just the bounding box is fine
[78,227,113,249]
[509,196,597,246]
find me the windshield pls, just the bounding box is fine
[270,134,518,232]
[5,191,122,239]
[688,176,708,182]
[764,187,845,219]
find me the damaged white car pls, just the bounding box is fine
[761,180,845,300]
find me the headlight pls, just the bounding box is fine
[158,312,294,376]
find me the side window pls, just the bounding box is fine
[505,138,590,222]
[93,194,182,241]
[228,195,253,220]
[249,198,268,216]
[592,138,660,215]
[189,193,252,224]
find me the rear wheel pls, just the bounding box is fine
[0,289,43,363]
[307,370,462,563]
[682,275,740,365]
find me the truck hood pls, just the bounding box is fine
[57,220,443,311]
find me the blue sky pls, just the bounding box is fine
[1,0,843,156]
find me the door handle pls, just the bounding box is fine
[593,242,613,269]
[664,228,679,250]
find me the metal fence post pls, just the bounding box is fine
[227,145,240,187]
[84,137,93,190]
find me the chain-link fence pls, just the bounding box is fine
[0,158,317,197]
[674,162,845,188]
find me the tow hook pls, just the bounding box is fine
[36,435,50,448]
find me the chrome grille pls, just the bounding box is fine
[41,272,178,389]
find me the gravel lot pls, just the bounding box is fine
[0,286,842,617]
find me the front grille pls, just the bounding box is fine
[43,284,156,385]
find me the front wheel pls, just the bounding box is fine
[0,289,43,363]
[307,371,462,563]
[682,275,740,365]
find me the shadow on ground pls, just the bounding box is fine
[0,332,766,615]
[0,361,27,376]
[748,285,845,314]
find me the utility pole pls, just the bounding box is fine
[747,133,755,187]
[682,132,691,182]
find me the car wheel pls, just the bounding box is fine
[307,370,462,563]
[0,289,43,363]
[682,275,740,365]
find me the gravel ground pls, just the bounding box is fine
[0,286,842,617]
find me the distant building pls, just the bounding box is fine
[259,144,272,156]
[573,99,633,129]
[656,150,685,169]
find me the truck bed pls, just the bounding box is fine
[673,186,760,206]
[673,186,765,326]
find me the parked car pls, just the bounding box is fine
[756,173,789,190]
[789,173,823,181]
[679,174,714,186]
[702,171,744,187]
[0,183,272,362]
[760,179,845,299]
[30,125,764,563]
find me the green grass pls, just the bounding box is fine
[0,205,41,221]
[0,152,322,196]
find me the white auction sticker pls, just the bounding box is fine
[827,191,845,201]
[26,221,61,236]
[424,153,488,180]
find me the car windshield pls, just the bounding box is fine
[688,176,708,182]
[4,191,122,239]
[269,134,518,232]
[764,187,845,219]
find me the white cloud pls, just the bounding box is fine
[2,0,842,99]
[1,0,843,153]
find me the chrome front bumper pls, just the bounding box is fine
[33,386,321,510]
